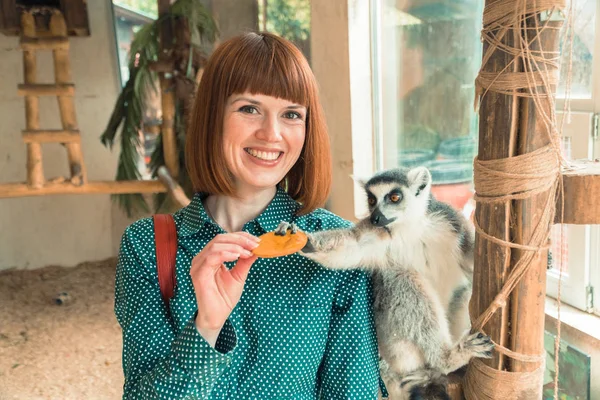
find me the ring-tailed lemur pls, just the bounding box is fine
[276,167,493,400]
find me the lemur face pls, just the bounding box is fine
[363,167,432,227]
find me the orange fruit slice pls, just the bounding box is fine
[252,230,308,258]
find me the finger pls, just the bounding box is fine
[235,231,261,243]
[210,233,260,250]
[211,243,253,258]
[204,251,242,269]
[229,255,258,284]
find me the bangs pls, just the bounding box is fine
[222,33,312,107]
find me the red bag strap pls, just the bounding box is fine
[153,214,177,306]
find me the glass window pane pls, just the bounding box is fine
[374,0,483,218]
[258,0,311,62]
[557,0,596,99]
[111,2,156,85]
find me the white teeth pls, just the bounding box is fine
[246,148,280,161]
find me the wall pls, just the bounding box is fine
[0,0,136,270]
[311,0,374,221]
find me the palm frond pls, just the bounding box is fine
[101,0,217,216]
[170,0,218,46]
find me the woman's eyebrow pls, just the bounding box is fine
[230,96,305,109]
[286,104,306,110]
[231,97,261,105]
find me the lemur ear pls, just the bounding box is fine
[407,166,432,196]
[350,174,368,188]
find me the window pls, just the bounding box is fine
[110,0,159,179]
[369,0,600,315]
[258,0,311,62]
[549,0,599,314]
[369,0,483,219]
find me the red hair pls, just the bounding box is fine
[185,32,331,215]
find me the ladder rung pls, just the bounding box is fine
[20,37,69,51]
[22,130,81,143]
[18,84,75,96]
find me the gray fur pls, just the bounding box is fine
[298,167,493,399]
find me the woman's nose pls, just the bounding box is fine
[255,115,282,142]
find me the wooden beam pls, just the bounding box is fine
[21,11,44,190]
[59,0,90,36]
[50,10,86,186]
[555,161,600,224]
[157,166,191,208]
[471,14,518,372]
[17,83,75,97]
[509,14,561,377]
[468,2,564,398]
[0,0,19,36]
[22,129,80,143]
[20,37,69,51]
[0,180,167,198]
[158,0,180,179]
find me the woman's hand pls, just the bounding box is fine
[191,232,260,343]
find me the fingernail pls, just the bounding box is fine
[249,241,259,249]
[243,249,252,256]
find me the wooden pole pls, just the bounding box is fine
[50,10,86,186]
[157,166,191,208]
[471,18,519,373]
[21,12,44,189]
[158,0,180,179]
[470,1,563,398]
[510,12,562,375]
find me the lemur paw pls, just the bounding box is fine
[274,221,298,236]
[300,236,316,253]
[460,332,494,359]
[399,368,447,392]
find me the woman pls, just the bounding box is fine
[114,32,383,399]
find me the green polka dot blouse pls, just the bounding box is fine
[114,188,383,399]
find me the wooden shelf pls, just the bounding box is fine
[0,180,167,198]
[555,160,600,225]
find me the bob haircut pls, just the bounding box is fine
[185,31,332,215]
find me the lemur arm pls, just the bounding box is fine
[298,219,392,271]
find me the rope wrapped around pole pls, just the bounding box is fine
[464,0,569,398]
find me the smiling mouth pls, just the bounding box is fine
[244,148,283,161]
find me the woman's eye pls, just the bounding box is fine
[283,111,302,120]
[239,105,259,114]
[390,194,401,203]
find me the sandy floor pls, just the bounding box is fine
[0,258,123,400]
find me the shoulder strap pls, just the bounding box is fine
[153,214,178,306]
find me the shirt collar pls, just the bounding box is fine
[177,187,301,237]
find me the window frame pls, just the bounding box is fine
[551,0,600,315]
[361,0,600,314]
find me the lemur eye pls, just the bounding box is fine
[390,193,401,203]
[368,197,376,206]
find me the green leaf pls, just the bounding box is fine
[102,0,217,216]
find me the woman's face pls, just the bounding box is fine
[221,92,307,194]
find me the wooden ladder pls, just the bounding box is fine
[0,10,166,199]
[19,10,85,189]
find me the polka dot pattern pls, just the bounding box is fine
[114,188,383,399]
